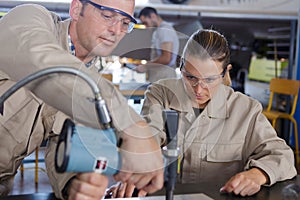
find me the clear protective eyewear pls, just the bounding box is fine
[86,0,137,33]
[181,67,227,88]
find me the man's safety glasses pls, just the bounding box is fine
[86,0,137,33]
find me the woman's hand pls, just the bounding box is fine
[220,168,269,196]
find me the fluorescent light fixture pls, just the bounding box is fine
[14,0,71,2]
[136,0,149,6]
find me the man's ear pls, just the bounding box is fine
[149,13,157,19]
[69,0,82,21]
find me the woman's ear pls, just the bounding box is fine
[223,64,232,86]
[69,0,82,21]
[227,64,232,71]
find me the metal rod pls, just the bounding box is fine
[0,67,100,103]
[0,67,111,127]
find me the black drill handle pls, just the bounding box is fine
[163,110,179,149]
[163,110,179,200]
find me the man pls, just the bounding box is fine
[0,0,164,199]
[0,70,67,196]
[135,7,180,82]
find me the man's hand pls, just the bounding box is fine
[220,168,269,196]
[114,121,164,195]
[106,182,147,198]
[67,173,108,200]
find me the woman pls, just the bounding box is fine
[107,29,296,198]
[140,29,296,196]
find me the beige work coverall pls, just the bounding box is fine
[0,4,142,199]
[142,78,297,185]
[0,70,66,195]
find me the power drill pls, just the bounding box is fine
[0,67,121,176]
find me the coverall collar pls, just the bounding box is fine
[169,79,228,120]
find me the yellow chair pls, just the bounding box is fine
[262,78,300,164]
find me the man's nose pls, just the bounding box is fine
[108,20,122,34]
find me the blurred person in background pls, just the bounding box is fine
[133,7,179,82]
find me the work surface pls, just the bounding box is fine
[2,175,300,200]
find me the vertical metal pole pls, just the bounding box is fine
[288,20,297,79]
[293,6,300,156]
[283,21,297,145]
